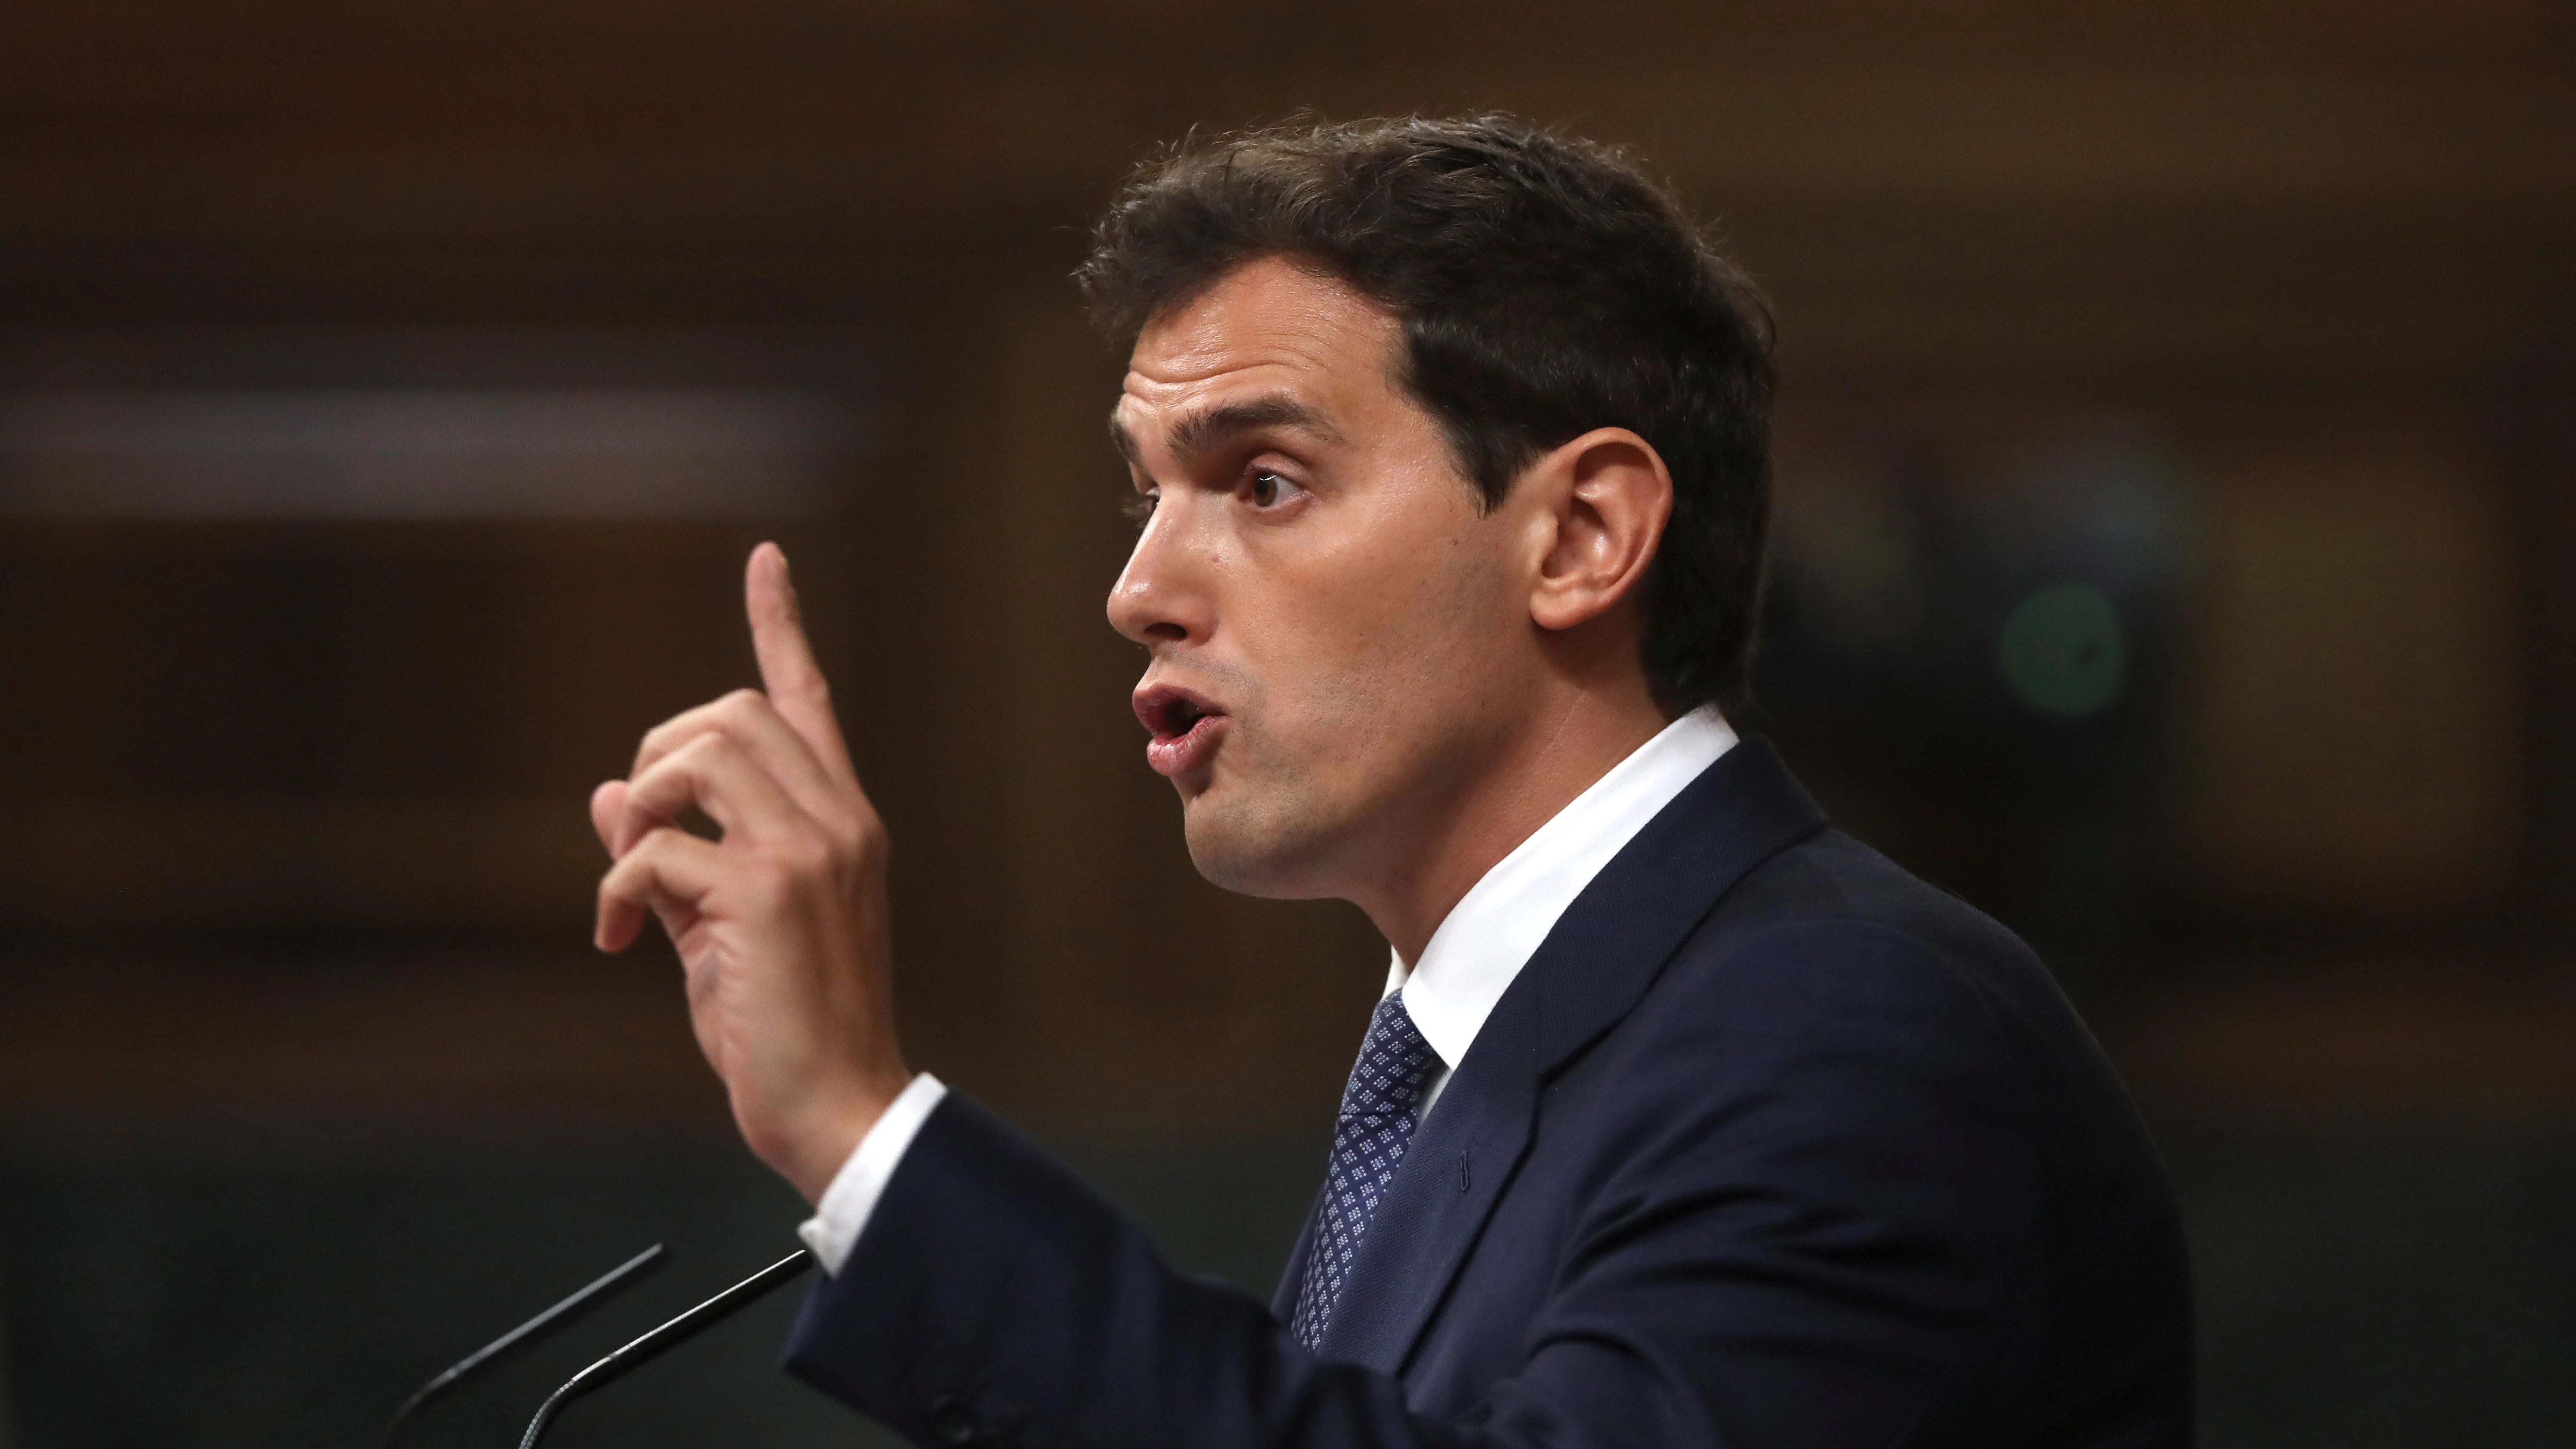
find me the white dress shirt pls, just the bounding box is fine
[798,705,1738,1275]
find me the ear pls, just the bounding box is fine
[1521,427,1673,632]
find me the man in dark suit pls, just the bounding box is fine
[590,115,2192,1447]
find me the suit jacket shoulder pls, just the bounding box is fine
[1403,776,2192,1449]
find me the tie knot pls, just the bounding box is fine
[1340,990,1441,1120]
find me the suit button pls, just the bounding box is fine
[929,1394,978,1445]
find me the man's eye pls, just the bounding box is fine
[1248,471,1304,508]
[1122,490,1159,526]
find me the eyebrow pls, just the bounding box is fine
[1108,394,1341,468]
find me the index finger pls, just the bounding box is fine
[745,541,856,784]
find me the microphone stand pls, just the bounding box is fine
[380,1243,666,1448]
[517,1248,815,1449]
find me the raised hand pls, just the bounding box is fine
[591,542,909,1203]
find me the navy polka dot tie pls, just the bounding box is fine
[1291,990,1442,1350]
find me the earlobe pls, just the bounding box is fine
[1528,428,1674,632]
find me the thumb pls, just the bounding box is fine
[590,780,629,857]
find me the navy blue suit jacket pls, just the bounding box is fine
[785,739,2193,1448]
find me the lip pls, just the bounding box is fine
[1133,682,1231,779]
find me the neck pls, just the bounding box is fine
[1352,677,1670,965]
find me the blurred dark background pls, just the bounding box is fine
[1,3,2572,1445]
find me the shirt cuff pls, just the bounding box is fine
[795,1072,949,1276]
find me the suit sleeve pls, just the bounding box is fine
[782,1091,1449,1449]
[784,920,2044,1449]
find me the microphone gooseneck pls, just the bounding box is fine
[380,1242,667,1449]
[517,1248,816,1449]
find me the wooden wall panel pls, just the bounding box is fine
[2175,411,2521,914]
[0,0,2566,1135]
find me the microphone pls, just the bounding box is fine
[517,1248,816,1449]
[380,1242,667,1448]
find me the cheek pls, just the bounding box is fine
[1259,526,1520,738]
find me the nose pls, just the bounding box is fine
[1107,499,1211,649]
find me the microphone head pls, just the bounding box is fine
[515,1248,815,1449]
[380,1242,668,1449]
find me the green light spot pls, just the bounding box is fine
[1997,583,2125,719]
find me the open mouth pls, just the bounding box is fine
[1134,683,1229,777]
[1135,683,1224,739]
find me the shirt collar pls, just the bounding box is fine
[1384,705,1738,1070]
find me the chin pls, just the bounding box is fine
[1179,787,1345,900]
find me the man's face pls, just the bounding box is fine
[1109,257,1540,898]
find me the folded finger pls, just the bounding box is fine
[617,731,805,854]
[631,688,840,823]
[595,827,724,952]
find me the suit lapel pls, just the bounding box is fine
[1272,1180,1328,1321]
[1313,737,1828,1374]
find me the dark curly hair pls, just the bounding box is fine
[1078,114,1777,715]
